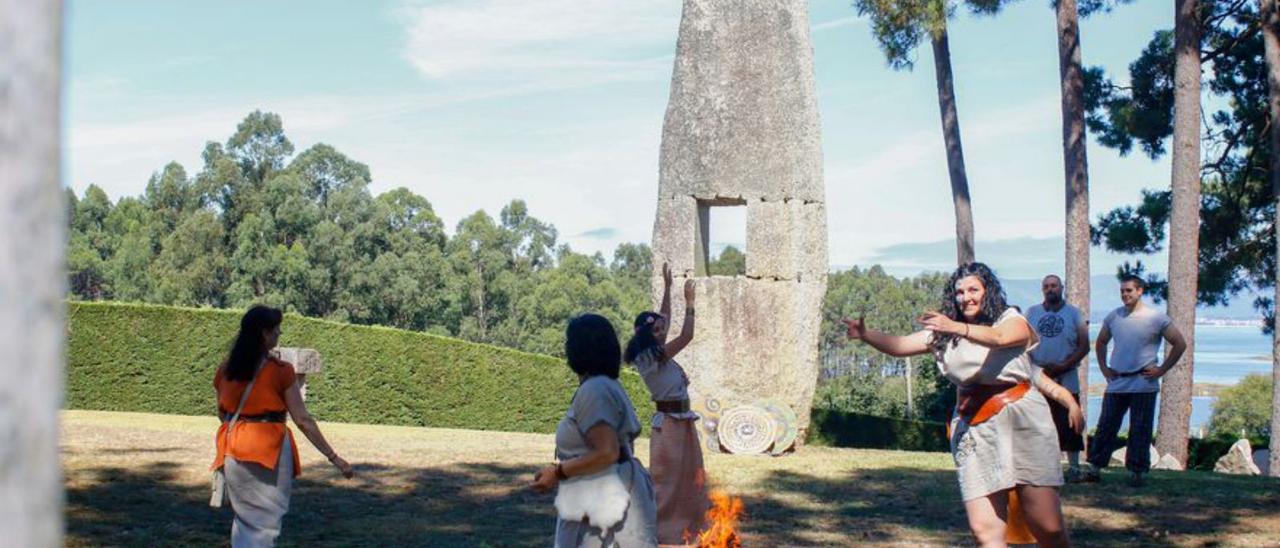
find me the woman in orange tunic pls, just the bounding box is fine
[211,305,354,548]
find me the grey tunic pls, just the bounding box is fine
[554,376,658,548]
[931,309,1065,501]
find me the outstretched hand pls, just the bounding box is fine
[662,262,673,288]
[841,317,866,341]
[683,279,695,305]
[917,312,962,336]
[331,456,355,479]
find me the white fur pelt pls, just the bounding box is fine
[554,464,630,530]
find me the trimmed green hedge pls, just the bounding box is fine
[68,302,655,434]
[69,301,957,451]
[806,408,950,452]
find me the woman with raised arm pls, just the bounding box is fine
[843,263,1083,548]
[211,305,354,548]
[624,263,708,545]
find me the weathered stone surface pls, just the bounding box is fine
[275,347,323,374]
[1109,445,1159,467]
[658,277,826,432]
[1214,439,1261,475]
[1253,449,1271,476]
[651,195,704,277]
[657,0,824,203]
[745,200,827,281]
[1,2,66,543]
[651,0,827,439]
[1110,447,1126,466]
[1153,453,1184,471]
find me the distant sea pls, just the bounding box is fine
[1082,324,1272,435]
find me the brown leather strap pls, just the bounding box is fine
[237,411,286,423]
[956,382,1031,426]
[654,399,691,413]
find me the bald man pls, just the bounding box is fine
[1025,274,1090,481]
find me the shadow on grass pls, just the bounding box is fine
[67,460,554,547]
[1062,468,1280,546]
[737,466,1280,546]
[66,459,1280,547]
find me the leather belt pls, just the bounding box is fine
[654,399,691,414]
[957,382,1031,426]
[228,411,287,423]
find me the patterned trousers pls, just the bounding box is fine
[1086,391,1158,473]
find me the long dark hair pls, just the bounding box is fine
[224,305,284,382]
[565,314,622,379]
[931,262,1010,355]
[624,311,665,364]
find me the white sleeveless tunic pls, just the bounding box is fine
[928,309,1064,501]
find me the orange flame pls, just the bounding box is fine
[685,490,743,548]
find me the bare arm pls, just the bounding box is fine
[1095,324,1115,380]
[664,279,695,359]
[1047,323,1091,377]
[531,423,619,492]
[562,423,619,476]
[843,317,931,357]
[1033,373,1084,433]
[284,382,354,478]
[659,262,672,320]
[918,312,1031,349]
[1144,323,1188,378]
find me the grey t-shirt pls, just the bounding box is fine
[1102,305,1173,394]
[554,376,642,461]
[1025,303,1087,394]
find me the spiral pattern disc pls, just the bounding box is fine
[717,405,777,455]
[757,399,799,455]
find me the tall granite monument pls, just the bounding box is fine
[652,0,828,448]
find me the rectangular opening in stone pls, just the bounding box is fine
[696,198,747,277]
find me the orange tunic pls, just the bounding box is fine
[210,359,302,477]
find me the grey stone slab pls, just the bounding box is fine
[658,0,824,203]
[746,200,827,281]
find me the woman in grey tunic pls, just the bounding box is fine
[532,314,658,548]
[843,263,1083,547]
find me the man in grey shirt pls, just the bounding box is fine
[1025,274,1089,480]
[1084,275,1187,486]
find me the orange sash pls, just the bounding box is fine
[960,382,1031,426]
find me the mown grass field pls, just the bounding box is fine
[63,410,1280,547]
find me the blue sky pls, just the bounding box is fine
[66,0,1178,280]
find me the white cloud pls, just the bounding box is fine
[812,16,864,32]
[398,0,680,86]
[822,94,1067,267]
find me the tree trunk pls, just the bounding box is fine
[0,0,65,544]
[930,25,976,266]
[1057,0,1092,441]
[1158,0,1202,467]
[1260,0,1280,477]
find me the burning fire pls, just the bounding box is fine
[685,490,743,548]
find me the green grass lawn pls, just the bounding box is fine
[62,410,1280,547]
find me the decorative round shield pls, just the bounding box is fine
[692,396,723,454]
[717,405,777,455]
[757,399,799,455]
